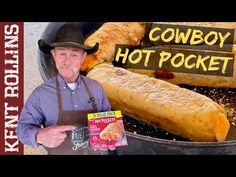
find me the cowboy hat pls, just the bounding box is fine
[38,23,99,55]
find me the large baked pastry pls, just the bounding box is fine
[87,63,230,142]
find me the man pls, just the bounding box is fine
[17,23,111,155]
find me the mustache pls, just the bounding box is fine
[58,64,77,73]
[58,64,72,69]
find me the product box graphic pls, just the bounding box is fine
[88,111,128,151]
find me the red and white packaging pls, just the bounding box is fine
[87,110,128,151]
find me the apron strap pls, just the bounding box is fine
[81,76,98,112]
[56,76,63,113]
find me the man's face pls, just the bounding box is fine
[51,46,87,82]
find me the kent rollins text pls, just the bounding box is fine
[4,24,20,152]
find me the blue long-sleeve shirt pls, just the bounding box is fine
[16,74,111,147]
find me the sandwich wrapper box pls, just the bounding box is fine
[87,110,128,150]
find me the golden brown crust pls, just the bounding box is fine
[87,63,230,142]
[80,54,99,73]
[81,22,146,72]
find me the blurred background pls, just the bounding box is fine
[24,22,48,155]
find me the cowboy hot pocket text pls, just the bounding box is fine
[83,22,236,142]
[83,22,236,88]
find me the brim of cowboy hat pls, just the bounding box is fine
[38,39,99,55]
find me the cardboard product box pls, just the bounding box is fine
[88,110,128,151]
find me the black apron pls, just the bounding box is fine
[46,76,108,155]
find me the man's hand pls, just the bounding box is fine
[36,125,75,148]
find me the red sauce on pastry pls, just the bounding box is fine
[154,71,175,79]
